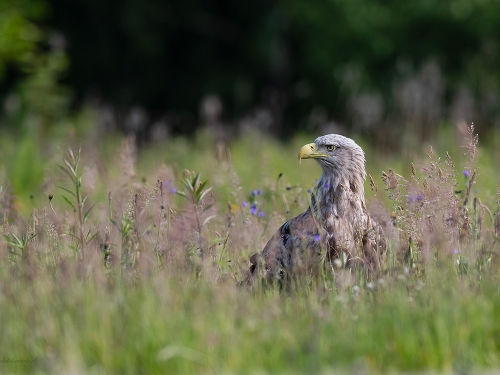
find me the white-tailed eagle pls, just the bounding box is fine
[248,134,386,283]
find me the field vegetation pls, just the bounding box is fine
[1,120,500,374]
[2,0,500,373]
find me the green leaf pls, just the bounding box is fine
[197,187,212,204]
[10,233,23,247]
[202,204,214,212]
[62,195,77,212]
[83,202,97,223]
[64,158,77,177]
[3,238,22,249]
[67,244,79,252]
[67,147,75,162]
[75,148,81,166]
[193,173,200,189]
[202,215,216,227]
[66,232,81,241]
[85,231,97,244]
[58,185,76,198]
[58,164,76,183]
[195,180,208,197]
[183,177,195,193]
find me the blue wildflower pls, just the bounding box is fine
[313,235,320,242]
[257,189,262,195]
[324,182,330,188]
[251,190,256,196]
[258,211,264,218]
[241,201,248,208]
[462,170,469,178]
[416,194,422,202]
[250,204,257,215]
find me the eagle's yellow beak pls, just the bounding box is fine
[298,143,329,163]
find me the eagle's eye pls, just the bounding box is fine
[325,145,336,152]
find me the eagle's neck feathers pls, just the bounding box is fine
[312,152,366,220]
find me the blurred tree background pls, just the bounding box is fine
[1,0,500,147]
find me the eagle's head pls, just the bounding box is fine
[298,134,366,198]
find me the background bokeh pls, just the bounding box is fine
[1,0,500,144]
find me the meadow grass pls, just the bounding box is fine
[1,124,500,374]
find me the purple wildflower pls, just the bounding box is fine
[169,187,177,194]
[257,189,262,195]
[241,201,248,208]
[452,249,458,254]
[251,190,256,196]
[462,170,469,178]
[250,204,257,215]
[307,189,312,193]
[313,235,320,242]
[407,195,415,203]
[416,194,423,202]
[258,211,264,218]
[324,182,330,188]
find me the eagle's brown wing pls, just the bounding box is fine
[249,207,322,282]
[246,208,387,284]
[359,212,387,271]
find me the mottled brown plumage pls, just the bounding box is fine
[249,134,386,283]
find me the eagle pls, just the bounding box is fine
[248,134,386,284]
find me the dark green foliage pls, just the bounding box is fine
[1,0,500,140]
[46,0,284,132]
[284,0,500,127]
[0,0,69,132]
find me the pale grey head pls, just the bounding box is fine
[299,134,366,183]
[298,133,367,216]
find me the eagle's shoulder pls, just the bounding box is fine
[250,207,320,280]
